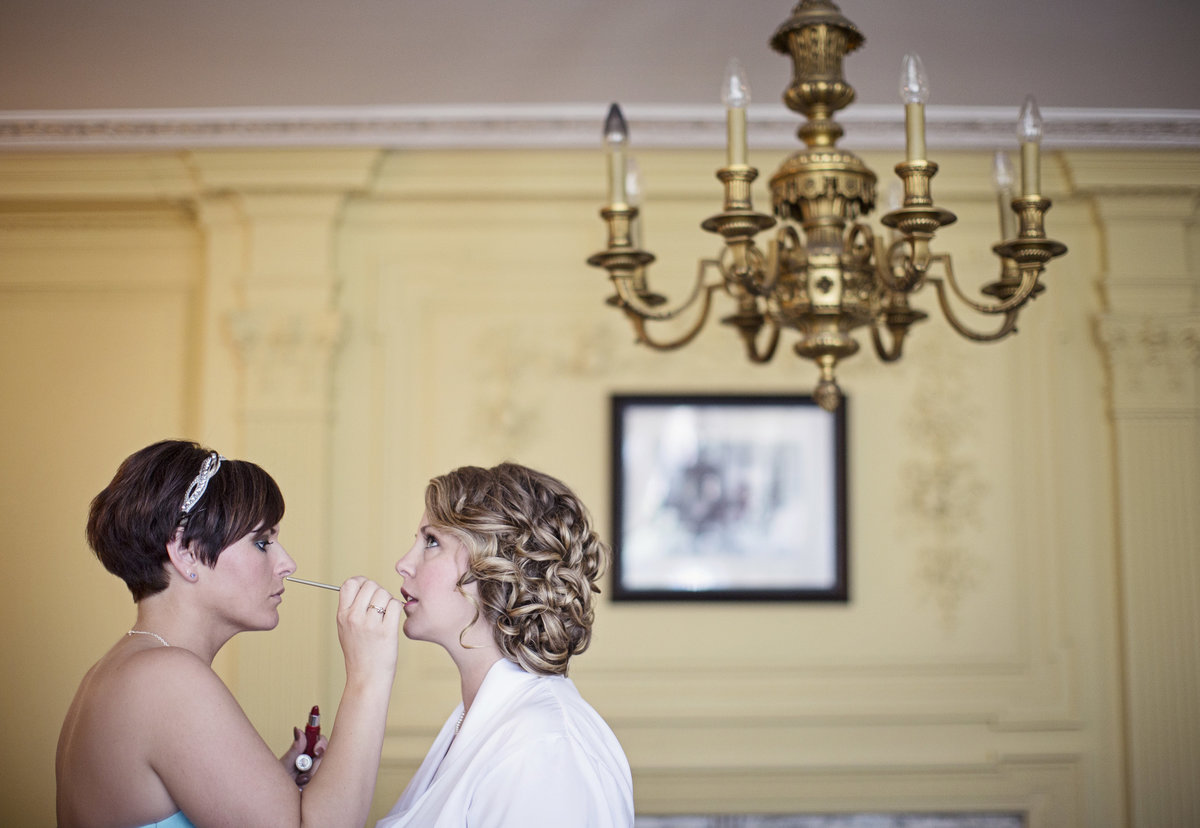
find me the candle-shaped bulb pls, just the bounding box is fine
[992,151,1017,240]
[722,58,750,108]
[626,157,643,248]
[1017,95,1043,144]
[722,59,750,166]
[900,53,930,105]
[900,53,929,162]
[603,103,629,147]
[1017,95,1043,197]
[992,151,1014,192]
[625,157,642,208]
[603,103,629,205]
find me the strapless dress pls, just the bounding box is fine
[137,811,196,828]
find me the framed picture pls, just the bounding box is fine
[610,393,847,601]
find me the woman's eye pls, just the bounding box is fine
[424,533,440,548]
[255,539,272,551]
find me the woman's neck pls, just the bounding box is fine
[451,647,504,712]
[132,589,233,664]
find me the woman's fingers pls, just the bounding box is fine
[279,721,319,787]
[341,577,396,621]
[296,734,329,788]
[364,589,397,621]
[337,575,368,611]
[336,578,401,678]
[328,578,401,740]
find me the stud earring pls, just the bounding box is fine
[188,572,197,580]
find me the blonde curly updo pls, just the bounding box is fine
[425,463,608,677]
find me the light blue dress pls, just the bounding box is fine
[138,812,197,828]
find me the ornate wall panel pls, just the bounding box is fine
[6,148,1196,827]
[1078,156,1200,828]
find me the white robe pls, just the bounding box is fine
[376,658,634,828]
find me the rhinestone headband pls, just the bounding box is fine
[180,452,226,514]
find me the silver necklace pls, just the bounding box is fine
[127,629,170,647]
[455,711,466,734]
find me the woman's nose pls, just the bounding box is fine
[395,548,414,577]
[276,543,297,577]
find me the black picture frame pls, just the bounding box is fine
[610,393,848,602]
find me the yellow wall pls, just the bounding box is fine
[1,147,1196,827]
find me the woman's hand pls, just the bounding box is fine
[336,577,401,686]
[279,723,329,787]
[268,577,398,828]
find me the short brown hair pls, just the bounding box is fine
[87,440,285,601]
[424,462,608,676]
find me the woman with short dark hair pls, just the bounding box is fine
[377,462,634,827]
[57,439,400,828]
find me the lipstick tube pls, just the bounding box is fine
[294,705,320,772]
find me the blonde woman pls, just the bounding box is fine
[377,462,633,827]
[57,440,400,828]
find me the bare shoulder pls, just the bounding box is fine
[120,644,219,683]
[72,644,219,706]
[78,644,274,790]
[128,646,249,729]
[71,645,243,754]
[57,645,234,827]
[102,646,227,707]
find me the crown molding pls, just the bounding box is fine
[1,104,1198,152]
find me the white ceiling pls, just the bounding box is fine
[2,0,1199,114]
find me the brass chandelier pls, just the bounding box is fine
[586,0,1067,410]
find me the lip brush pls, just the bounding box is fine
[285,575,341,592]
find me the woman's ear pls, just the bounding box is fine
[166,526,201,582]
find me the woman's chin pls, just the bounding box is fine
[253,610,282,632]
[401,618,428,642]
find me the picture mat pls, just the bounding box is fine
[615,397,842,598]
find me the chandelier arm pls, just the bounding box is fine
[876,237,926,294]
[623,283,721,351]
[846,222,875,267]
[744,225,801,297]
[611,258,723,322]
[741,316,782,363]
[870,319,905,362]
[927,277,1020,342]
[726,243,772,297]
[935,253,1040,316]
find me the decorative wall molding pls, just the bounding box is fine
[2,104,1198,151]
[228,307,345,416]
[901,349,988,630]
[1096,313,1200,416]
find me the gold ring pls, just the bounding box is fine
[367,603,386,615]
